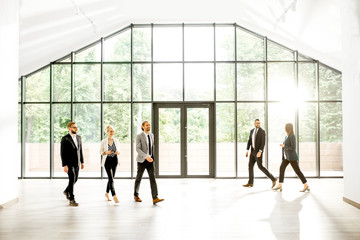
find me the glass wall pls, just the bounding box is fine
[53,104,71,177]
[299,103,317,176]
[237,103,265,177]
[268,103,296,174]
[103,103,131,177]
[24,104,50,177]
[320,102,343,176]
[216,103,235,177]
[132,103,152,177]
[18,24,342,178]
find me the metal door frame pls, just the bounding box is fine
[153,103,215,178]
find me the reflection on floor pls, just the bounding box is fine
[0,178,359,240]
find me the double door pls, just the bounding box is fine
[153,103,214,177]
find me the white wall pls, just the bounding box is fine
[342,0,360,205]
[0,0,19,206]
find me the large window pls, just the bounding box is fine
[24,104,50,177]
[132,103,152,177]
[268,103,296,174]
[299,103,317,176]
[153,63,182,101]
[104,103,131,177]
[216,103,235,177]
[18,24,342,178]
[237,103,265,177]
[53,104,71,177]
[74,104,101,177]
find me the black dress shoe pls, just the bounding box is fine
[69,200,79,206]
[63,191,70,200]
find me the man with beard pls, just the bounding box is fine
[60,121,84,206]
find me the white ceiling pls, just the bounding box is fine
[19,0,342,77]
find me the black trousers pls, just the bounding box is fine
[279,159,307,184]
[64,165,79,201]
[134,160,158,200]
[248,150,276,184]
[105,155,118,196]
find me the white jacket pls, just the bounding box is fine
[100,138,121,167]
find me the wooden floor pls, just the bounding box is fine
[0,178,359,240]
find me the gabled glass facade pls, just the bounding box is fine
[18,23,342,178]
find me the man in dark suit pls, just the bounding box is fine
[60,121,84,206]
[243,119,277,188]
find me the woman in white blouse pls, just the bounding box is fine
[100,125,121,203]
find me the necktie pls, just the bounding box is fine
[147,134,152,156]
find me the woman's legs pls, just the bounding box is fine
[105,159,116,196]
[274,159,289,190]
[289,161,307,184]
[279,159,290,184]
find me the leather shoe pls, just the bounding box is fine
[134,196,142,202]
[63,191,70,200]
[153,197,164,204]
[69,200,79,206]
[272,178,278,188]
[242,183,253,187]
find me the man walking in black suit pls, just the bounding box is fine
[243,119,277,188]
[60,121,84,206]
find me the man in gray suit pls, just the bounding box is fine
[134,121,164,204]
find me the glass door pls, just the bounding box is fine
[154,103,214,177]
[157,107,182,176]
[186,107,210,176]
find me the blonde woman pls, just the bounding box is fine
[100,125,121,203]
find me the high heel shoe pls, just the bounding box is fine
[113,195,119,203]
[105,193,111,201]
[300,186,310,192]
[273,186,282,192]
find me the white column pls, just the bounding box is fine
[342,0,360,206]
[0,0,19,206]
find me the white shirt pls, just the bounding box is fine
[69,131,78,148]
[144,132,153,156]
[252,127,258,148]
[283,136,288,159]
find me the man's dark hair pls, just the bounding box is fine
[254,119,260,122]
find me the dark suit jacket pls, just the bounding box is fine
[246,127,266,153]
[282,133,299,161]
[60,133,84,167]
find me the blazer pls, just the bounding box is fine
[60,133,84,167]
[99,138,121,167]
[136,132,154,163]
[282,133,299,161]
[246,127,266,153]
